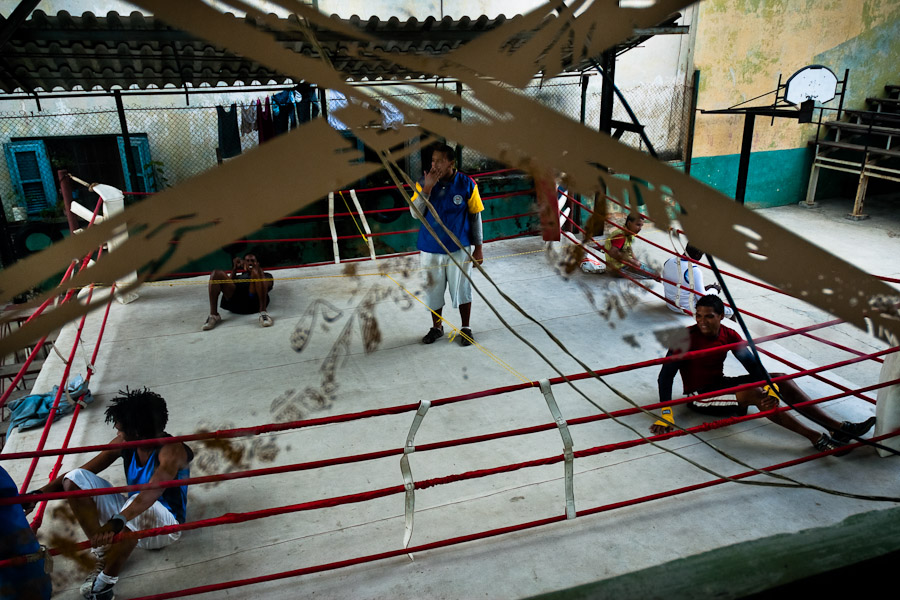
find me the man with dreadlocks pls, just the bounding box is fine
[24,388,193,600]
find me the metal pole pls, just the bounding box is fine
[114,90,140,193]
[735,113,756,205]
[575,74,589,229]
[57,170,79,233]
[454,81,463,166]
[684,69,700,175]
[0,193,17,267]
[836,68,850,121]
[318,87,328,120]
[598,50,615,135]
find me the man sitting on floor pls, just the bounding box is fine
[24,388,193,600]
[661,244,734,318]
[602,213,656,279]
[653,295,875,452]
[202,252,274,330]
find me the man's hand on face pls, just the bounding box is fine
[231,257,244,274]
[423,164,443,191]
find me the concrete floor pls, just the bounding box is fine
[3,195,899,599]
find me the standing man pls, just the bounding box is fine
[24,388,193,600]
[662,244,734,318]
[411,143,484,346]
[202,252,274,330]
[654,295,875,451]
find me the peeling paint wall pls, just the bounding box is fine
[690,0,900,207]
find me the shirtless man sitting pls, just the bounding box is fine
[202,253,274,330]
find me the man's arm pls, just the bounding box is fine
[468,211,483,265]
[410,182,428,220]
[657,352,680,404]
[22,440,121,514]
[230,257,243,278]
[653,353,681,434]
[734,346,767,382]
[467,184,484,265]
[605,235,639,267]
[90,442,188,547]
[690,265,706,295]
[410,163,446,219]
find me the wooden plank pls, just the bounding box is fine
[866,96,900,108]
[0,358,44,379]
[825,121,900,136]
[816,140,900,158]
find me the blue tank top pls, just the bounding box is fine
[122,438,193,523]
[416,171,480,254]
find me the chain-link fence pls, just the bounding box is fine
[0,75,691,212]
[0,74,691,269]
[0,95,260,218]
[453,75,691,168]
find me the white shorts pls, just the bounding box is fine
[65,469,182,550]
[420,248,474,310]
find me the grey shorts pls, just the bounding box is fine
[420,247,474,310]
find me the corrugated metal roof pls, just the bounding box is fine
[0,10,684,94]
[0,10,520,92]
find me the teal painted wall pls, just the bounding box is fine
[688,147,814,208]
[813,5,900,111]
[167,174,538,276]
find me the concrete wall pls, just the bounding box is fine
[690,0,900,208]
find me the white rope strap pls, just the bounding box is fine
[348,189,376,260]
[400,400,431,559]
[78,336,96,375]
[49,341,67,363]
[539,379,576,519]
[327,192,340,264]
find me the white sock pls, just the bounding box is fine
[95,571,118,590]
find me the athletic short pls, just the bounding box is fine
[221,282,269,314]
[686,375,758,417]
[64,469,181,550]
[420,247,473,310]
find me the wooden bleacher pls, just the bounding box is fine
[805,84,900,218]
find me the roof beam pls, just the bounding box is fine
[0,0,42,50]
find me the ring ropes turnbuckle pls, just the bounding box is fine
[400,399,431,559]
[538,379,576,519]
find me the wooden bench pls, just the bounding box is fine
[825,121,900,137]
[0,359,45,380]
[815,139,900,159]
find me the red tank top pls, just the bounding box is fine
[679,324,743,393]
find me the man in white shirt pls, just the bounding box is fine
[662,244,734,318]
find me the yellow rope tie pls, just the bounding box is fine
[339,190,368,243]
[382,273,531,384]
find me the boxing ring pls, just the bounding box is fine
[1,174,899,599]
